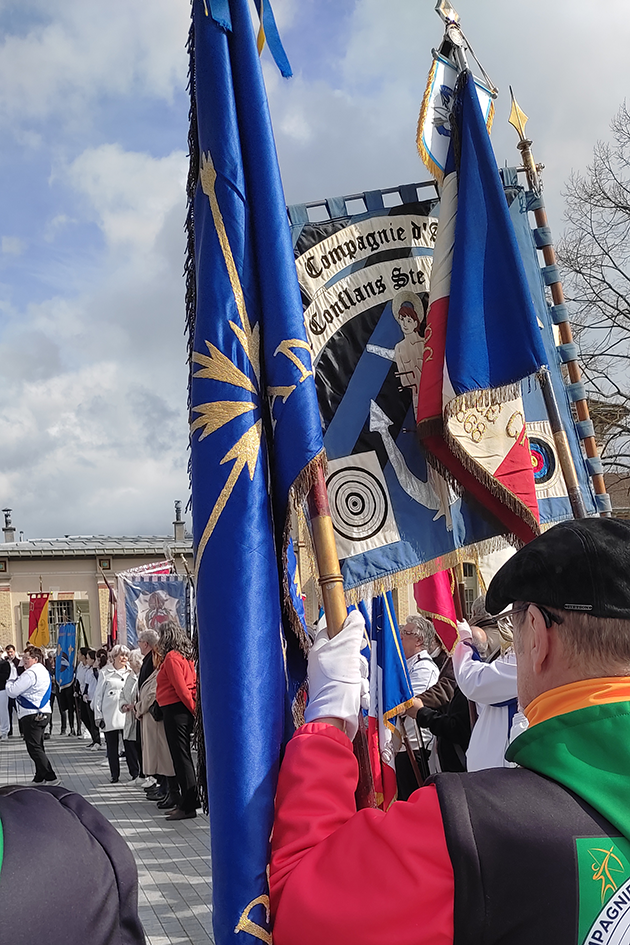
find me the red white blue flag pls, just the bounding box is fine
[367,592,413,810]
[417,70,548,544]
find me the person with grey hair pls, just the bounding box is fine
[136,628,160,789]
[93,645,132,783]
[452,594,519,771]
[395,614,439,799]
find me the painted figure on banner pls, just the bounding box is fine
[366,289,457,529]
[368,291,426,414]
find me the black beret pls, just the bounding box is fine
[486,517,630,619]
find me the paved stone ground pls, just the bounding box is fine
[0,713,214,945]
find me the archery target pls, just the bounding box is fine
[326,451,400,560]
[526,420,567,499]
[529,437,555,485]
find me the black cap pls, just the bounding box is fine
[0,784,145,944]
[486,517,630,619]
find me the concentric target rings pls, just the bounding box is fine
[529,436,556,485]
[326,466,389,542]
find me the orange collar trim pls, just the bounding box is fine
[525,677,630,728]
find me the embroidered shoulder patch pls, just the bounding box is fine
[577,836,630,944]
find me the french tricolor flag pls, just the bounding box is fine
[417,70,548,545]
[367,593,414,809]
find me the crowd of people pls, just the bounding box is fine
[0,619,200,821]
[270,517,630,944]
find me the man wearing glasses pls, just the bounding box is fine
[271,518,630,944]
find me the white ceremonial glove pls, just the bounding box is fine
[457,619,473,643]
[304,609,366,741]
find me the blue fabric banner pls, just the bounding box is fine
[444,71,548,395]
[292,192,510,599]
[290,166,596,599]
[55,622,76,690]
[187,1,324,943]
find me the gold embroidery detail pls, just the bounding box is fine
[200,152,260,382]
[234,895,272,944]
[506,411,525,439]
[190,401,257,440]
[267,385,296,405]
[589,847,625,904]
[274,339,313,384]
[193,341,257,394]
[195,421,262,579]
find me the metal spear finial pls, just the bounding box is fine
[508,87,529,142]
[507,87,542,193]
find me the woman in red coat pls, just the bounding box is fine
[156,620,199,820]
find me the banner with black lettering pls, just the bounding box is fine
[290,188,511,600]
[289,181,597,601]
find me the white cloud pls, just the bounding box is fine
[0,139,190,539]
[1,237,25,255]
[66,144,187,252]
[0,0,190,127]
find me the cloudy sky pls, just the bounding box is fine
[0,0,628,541]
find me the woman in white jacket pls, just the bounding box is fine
[93,645,131,783]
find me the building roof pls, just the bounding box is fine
[0,535,193,559]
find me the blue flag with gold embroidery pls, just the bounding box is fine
[186,2,324,943]
[55,622,76,690]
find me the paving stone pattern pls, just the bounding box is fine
[0,718,214,945]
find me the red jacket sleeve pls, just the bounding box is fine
[163,652,196,715]
[270,722,454,945]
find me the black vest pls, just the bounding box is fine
[430,767,626,944]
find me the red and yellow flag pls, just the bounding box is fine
[29,593,50,648]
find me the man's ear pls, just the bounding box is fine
[529,606,552,676]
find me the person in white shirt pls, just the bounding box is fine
[5,644,59,784]
[74,648,90,739]
[396,614,439,799]
[452,597,521,771]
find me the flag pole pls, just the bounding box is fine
[307,467,377,807]
[508,90,611,517]
[307,466,347,638]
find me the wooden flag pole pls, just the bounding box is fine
[538,368,587,519]
[307,464,377,808]
[508,90,611,517]
[307,465,347,639]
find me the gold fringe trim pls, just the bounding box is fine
[442,388,540,539]
[296,502,320,601]
[486,98,495,134]
[416,59,444,185]
[281,450,327,653]
[383,698,415,734]
[416,61,496,184]
[447,384,521,412]
[343,534,518,605]
[417,608,458,633]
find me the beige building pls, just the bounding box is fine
[0,513,193,651]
